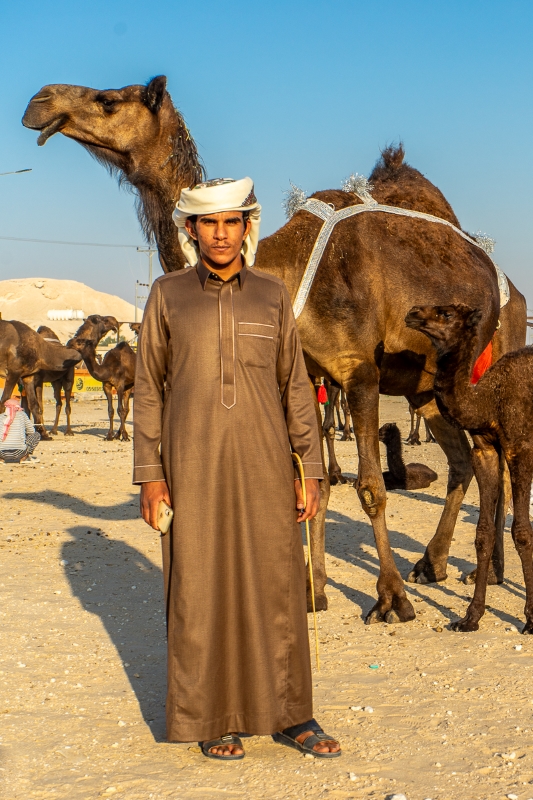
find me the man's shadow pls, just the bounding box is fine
[61,523,167,742]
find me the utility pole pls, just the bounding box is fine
[137,246,157,288]
[135,282,149,322]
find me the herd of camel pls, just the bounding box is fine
[3,74,531,634]
[0,315,138,442]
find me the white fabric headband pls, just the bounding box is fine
[172,177,261,267]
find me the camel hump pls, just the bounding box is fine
[380,144,405,170]
[369,143,461,227]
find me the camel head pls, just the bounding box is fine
[70,314,119,345]
[129,322,141,336]
[23,77,204,271]
[378,422,400,445]
[405,304,482,354]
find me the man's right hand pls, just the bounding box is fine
[140,480,172,530]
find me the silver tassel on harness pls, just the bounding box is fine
[472,231,496,255]
[282,182,308,219]
[341,173,376,205]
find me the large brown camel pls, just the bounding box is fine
[67,315,135,442]
[406,304,533,634]
[0,320,81,430]
[23,78,526,624]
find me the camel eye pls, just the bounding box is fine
[99,98,117,112]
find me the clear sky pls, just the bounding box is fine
[1,0,532,309]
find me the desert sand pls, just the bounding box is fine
[2,396,533,800]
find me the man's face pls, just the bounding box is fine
[185,211,251,268]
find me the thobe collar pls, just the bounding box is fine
[196,259,247,290]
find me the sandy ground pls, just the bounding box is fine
[2,396,533,800]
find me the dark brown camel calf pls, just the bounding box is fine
[379,422,438,490]
[406,304,533,633]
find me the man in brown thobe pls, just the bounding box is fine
[133,178,340,760]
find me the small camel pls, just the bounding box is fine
[406,303,533,633]
[0,320,81,432]
[68,315,135,441]
[379,422,438,490]
[21,325,77,437]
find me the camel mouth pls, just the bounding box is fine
[405,309,425,330]
[34,115,68,146]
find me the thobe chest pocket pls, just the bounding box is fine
[238,322,275,368]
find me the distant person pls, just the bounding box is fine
[0,398,41,464]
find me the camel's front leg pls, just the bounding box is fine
[407,398,473,584]
[322,384,347,485]
[63,379,74,436]
[452,440,500,632]
[340,391,353,441]
[115,387,132,442]
[103,382,115,440]
[346,366,415,624]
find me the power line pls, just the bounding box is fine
[0,235,142,249]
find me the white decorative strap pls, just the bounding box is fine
[292,197,511,318]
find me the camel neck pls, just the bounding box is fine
[384,429,407,480]
[433,331,488,429]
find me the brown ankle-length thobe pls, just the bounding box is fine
[133,262,322,743]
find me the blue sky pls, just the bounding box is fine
[1,0,532,307]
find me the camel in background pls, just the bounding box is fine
[406,304,533,634]
[0,319,81,434]
[20,325,78,437]
[23,78,526,624]
[68,315,135,442]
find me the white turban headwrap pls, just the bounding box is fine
[172,177,261,267]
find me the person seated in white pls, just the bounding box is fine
[0,398,41,464]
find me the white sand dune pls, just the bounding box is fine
[0,277,142,343]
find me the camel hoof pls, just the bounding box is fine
[329,473,347,486]
[40,433,53,441]
[522,622,533,635]
[308,593,328,613]
[340,434,353,442]
[407,559,446,585]
[451,617,479,633]
[384,609,401,624]
[405,437,421,447]
[105,434,115,441]
[463,568,503,586]
[365,607,385,625]
[50,430,58,436]
[64,430,74,437]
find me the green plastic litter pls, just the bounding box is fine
[369,664,380,669]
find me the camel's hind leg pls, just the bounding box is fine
[115,387,132,442]
[0,375,19,413]
[345,363,415,624]
[464,451,510,586]
[22,377,51,440]
[49,381,63,435]
[322,384,347,485]
[307,376,330,612]
[405,403,422,446]
[103,383,115,440]
[407,398,473,584]
[340,391,353,441]
[63,377,75,436]
[506,452,533,634]
[452,439,500,632]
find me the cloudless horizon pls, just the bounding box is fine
[1,1,532,311]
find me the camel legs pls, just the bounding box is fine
[103,382,115,440]
[306,377,330,611]
[345,365,415,624]
[506,452,533,634]
[114,387,132,442]
[451,439,501,632]
[464,450,510,585]
[407,398,473,584]
[340,391,353,441]
[22,376,52,440]
[0,374,19,413]
[63,380,74,436]
[406,403,422,446]
[49,381,63,435]
[322,384,347,485]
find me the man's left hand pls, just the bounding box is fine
[294,478,320,522]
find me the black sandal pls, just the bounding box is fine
[273,719,341,759]
[200,734,245,760]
